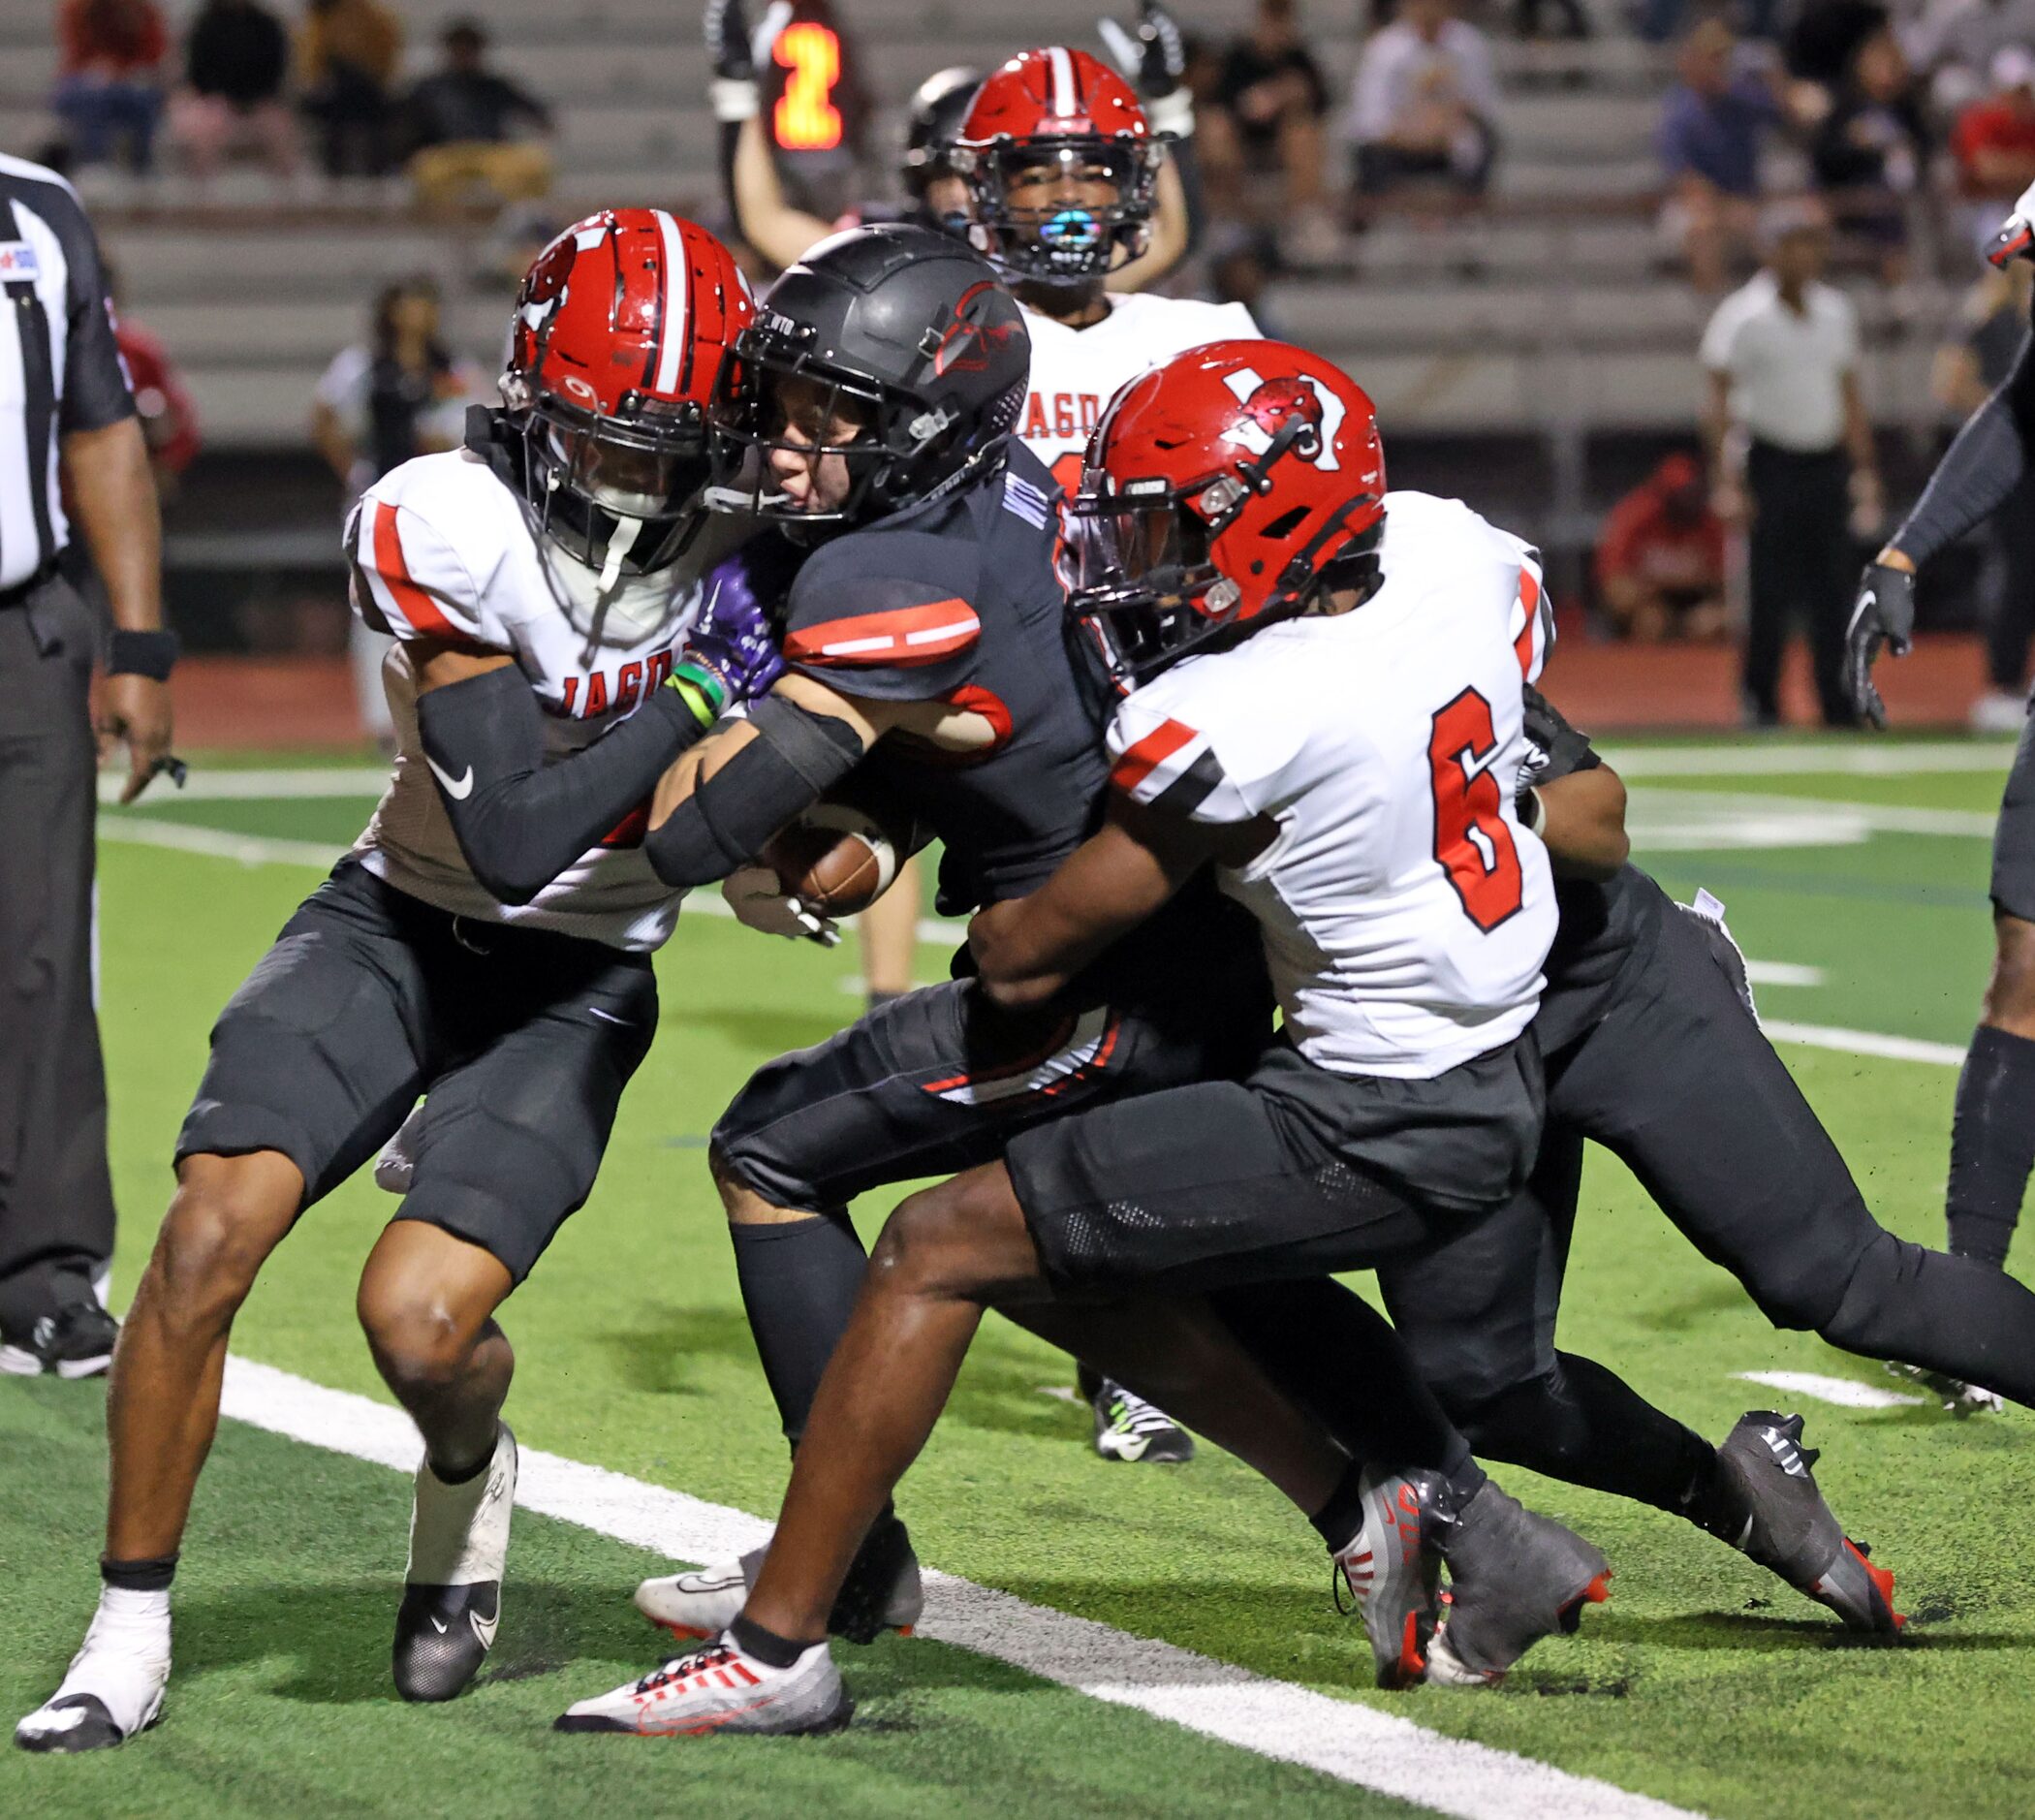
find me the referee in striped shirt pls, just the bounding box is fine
[0,153,173,1379]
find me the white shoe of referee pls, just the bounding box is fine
[15,1587,171,1753]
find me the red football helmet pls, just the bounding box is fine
[1066,338,1388,688]
[496,208,753,574]
[950,47,1162,286]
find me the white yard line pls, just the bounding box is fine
[218,1357,1700,1820]
[1733,1370,1926,1410]
[98,768,391,803]
[1608,741,2015,777]
[1761,1020,1966,1068]
[1742,961,1824,988]
[1626,789,1998,840]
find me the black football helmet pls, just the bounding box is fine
[901,65,981,212]
[704,223,1029,528]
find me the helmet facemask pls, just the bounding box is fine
[508,381,710,578]
[955,138,1160,286]
[705,322,1015,529]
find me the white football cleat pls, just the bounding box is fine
[555,1632,851,1737]
[392,1424,517,1702]
[15,1588,172,1753]
[636,1519,922,1645]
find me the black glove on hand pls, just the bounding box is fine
[704,0,754,80]
[1844,560,1916,729]
[1100,1,1187,101]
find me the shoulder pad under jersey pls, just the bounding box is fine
[347,453,516,651]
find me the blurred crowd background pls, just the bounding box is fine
[15,0,2035,733]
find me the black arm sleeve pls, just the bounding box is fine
[49,184,134,434]
[416,667,704,905]
[1891,327,2035,569]
[642,696,865,888]
[718,120,744,245]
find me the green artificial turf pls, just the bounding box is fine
[6,741,2034,1817]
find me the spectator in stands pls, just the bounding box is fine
[1953,46,2035,252]
[309,277,485,744]
[398,18,554,217]
[1701,202,1880,726]
[1204,0,1336,264]
[297,0,402,180]
[1809,24,1923,278]
[52,0,169,176]
[1343,0,1500,222]
[1594,453,1729,642]
[103,261,201,496]
[1658,19,1781,292]
[1913,0,2035,114]
[1933,255,2035,728]
[167,0,301,190]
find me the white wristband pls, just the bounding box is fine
[1519,787,1547,836]
[1147,89,1194,140]
[710,77,760,123]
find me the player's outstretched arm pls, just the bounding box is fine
[969,794,1268,1009]
[707,0,831,270]
[412,643,721,904]
[1849,326,2035,723]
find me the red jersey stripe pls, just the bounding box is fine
[370,501,463,643]
[782,598,982,668]
[1110,717,1199,798]
[1513,567,1541,679]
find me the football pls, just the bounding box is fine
[762,801,908,917]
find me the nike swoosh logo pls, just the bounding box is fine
[588,1007,633,1026]
[425,754,475,800]
[428,1615,449,1634]
[470,1610,498,1650]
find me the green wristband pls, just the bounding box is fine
[666,661,727,729]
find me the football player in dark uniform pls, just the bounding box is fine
[1846,176,2035,1409]
[597,228,1537,1677]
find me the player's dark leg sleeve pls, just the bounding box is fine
[1946,1022,2035,1267]
[1378,1125,1722,1520]
[1208,1278,1481,1493]
[728,1212,869,1446]
[1558,887,2035,1407]
[417,666,705,904]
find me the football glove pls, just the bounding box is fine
[1844,559,1916,729]
[681,550,787,707]
[721,865,841,946]
[1098,0,1186,100]
[704,0,791,121]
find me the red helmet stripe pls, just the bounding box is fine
[651,209,688,396]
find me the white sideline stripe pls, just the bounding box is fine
[1764,1020,1965,1068]
[98,768,390,802]
[1742,961,1824,988]
[1626,789,1997,840]
[1608,741,2015,777]
[217,1357,1699,1820]
[102,817,974,947]
[1735,1370,1925,1410]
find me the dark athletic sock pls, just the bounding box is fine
[429,1442,493,1486]
[1946,1024,2035,1267]
[1209,1278,1478,1483]
[101,1553,178,1593]
[1309,1456,1370,1552]
[729,1213,869,1444]
[729,1612,813,1665]
[1457,1352,1717,1516]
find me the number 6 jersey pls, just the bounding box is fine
[1106,489,1556,1080]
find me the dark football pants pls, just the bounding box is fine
[0,580,117,1335]
[1375,889,2035,1507]
[1743,440,1857,728]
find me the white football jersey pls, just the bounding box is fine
[344,448,745,951]
[1108,490,1556,1080]
[1018,293,1260,491]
